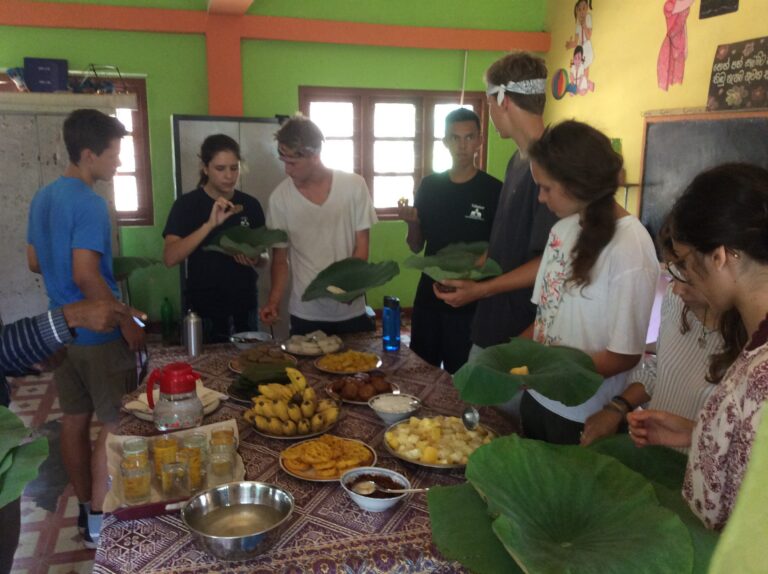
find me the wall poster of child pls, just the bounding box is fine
[564,0,595,96]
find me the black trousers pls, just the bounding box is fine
[520,390,585,445]
[409,306,473,374]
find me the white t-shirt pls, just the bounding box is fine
[529,214,659,422]
[267,170,378,322]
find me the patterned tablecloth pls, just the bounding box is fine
[93,334,516,574]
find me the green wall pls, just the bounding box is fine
[0,25,207,321]
[241,39,521,307]
[2,0,547,318]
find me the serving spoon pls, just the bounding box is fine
[351,480,430,496]
[461,406,480,431]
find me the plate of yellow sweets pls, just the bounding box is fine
[279,434,376,482]
[383,415,496,470]
[243,368,341,440]
[314,350,382,375]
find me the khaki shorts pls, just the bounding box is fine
[54,338,137,424]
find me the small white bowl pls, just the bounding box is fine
[368,393,421,426]
[230,331,273,350]
[340,467,410,513]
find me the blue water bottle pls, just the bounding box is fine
[382,296,401,352]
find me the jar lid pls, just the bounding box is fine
[123,437,148,456]
[159,362,199,394]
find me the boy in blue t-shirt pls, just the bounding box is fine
[26,109,144,548]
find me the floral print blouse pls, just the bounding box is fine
[683,318,768,530]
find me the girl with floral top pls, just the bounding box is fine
[628,163,768,531]
[519,120,659,444]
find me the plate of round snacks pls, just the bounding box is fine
[383,415,496,470]
[228,346,298,374]
[279,435,377,482]
[324,371,398,405]
[314,350,382,375]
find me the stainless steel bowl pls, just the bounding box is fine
[182,481,294,561]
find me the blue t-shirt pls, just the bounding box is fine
[27,177,122,345]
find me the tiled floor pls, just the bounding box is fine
[9,373,98,574]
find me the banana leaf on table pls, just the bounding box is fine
[403,241,502,282]
[453,337,603,407]
[203,226,288,259]
[302,258,400,303]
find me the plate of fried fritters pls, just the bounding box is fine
[279,434,376,482]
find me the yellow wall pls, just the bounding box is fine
[544,0,766,214]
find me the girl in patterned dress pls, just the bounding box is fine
[628,163,768,530]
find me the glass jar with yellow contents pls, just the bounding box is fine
[121,440,151,505]
[152,435,178,478]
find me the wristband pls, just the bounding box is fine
[611,395,633,413]
[603,401,626,415]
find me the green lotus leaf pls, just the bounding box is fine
[403,241,502,282]
[589,434,687,491]
[453,338,603,406]
[204,226,288,259]
[302,258,400,303]
[589,435,717,573]
[466,435,693,574]
[709,411,768,574]
[0,406,29,465]
[112,256,161,281]
[428,483,522,574]
[0,436,49,509]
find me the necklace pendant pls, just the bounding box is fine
[698,330,708,349]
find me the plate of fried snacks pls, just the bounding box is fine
[314,350,382,375]
[383,415,496,469]
[324,371,398,404]
[243,369,341,439]
[281,330,344,357]
[279,435,376,481]
[228,346,298,374]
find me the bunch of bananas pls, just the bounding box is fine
[244,368,340,436]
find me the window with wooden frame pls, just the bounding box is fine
[299,87,489,220]
[0,74,153,226]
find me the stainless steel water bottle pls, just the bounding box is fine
[183,310,202,357]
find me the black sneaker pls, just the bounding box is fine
[82,527,98,550]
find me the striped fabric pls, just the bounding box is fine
[630,284,722,423]
[0,308,73,376]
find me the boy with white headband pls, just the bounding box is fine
[434,52,558,389]
[260,115,378,335]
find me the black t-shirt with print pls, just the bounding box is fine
[413,170,502,313]
[163,188,265,302]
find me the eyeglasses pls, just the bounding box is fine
[665,261,689,284]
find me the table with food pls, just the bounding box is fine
[93,331,515,573]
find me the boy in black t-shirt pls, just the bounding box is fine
[398,109,501,373]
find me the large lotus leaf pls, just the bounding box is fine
[709,411,768,574]
[428,483,522,574]
[403,241,502,282]
[589,434,687,491]
[0,436,48,509]
[466,435,693,574]
[589,435,717,573]
[204,226,288,259]
[302,258,400,303]
[453,338,603,407]
[112,256,162,281]
[0,407,29,465]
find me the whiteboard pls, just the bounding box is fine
[171,115,289,338]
